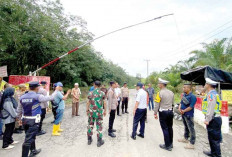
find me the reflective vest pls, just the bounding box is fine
[202,90,222,114]
[20,91,41,116]
[0,80,6,91]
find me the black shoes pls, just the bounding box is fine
[36,130,46,136]
[51,120,55,124]
[122,110,125,114]
[137,134,144,138]
[125,110,129,114]
[88,136,93,145]
[29,149,41,157]
[97,138,104,147]
[131,135,136,140]
[159,144,172,151]
[203,151,212,156]
[108,132,116,138]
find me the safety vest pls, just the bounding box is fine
[202,90,222,114]
[20,91,41,116]
[0,80,6,91]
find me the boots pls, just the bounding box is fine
[125,109,129,114]
[22,145,30,157]
[58,123,63,132]
[88,136,93,145]
[52,124,61,136]
[122,109,125,114]
[97,137,104,147]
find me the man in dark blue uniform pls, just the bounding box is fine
[17,81,54,157]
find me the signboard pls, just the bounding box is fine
[9,75,50,92]
[0,66,8,77]
[221,90,232,104]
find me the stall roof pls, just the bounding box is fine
[180,66,232,89]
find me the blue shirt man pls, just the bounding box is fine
[178,84,197,148]
[147,84,155,110]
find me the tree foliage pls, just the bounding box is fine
[0,0,138,87]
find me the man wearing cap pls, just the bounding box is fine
[52,82,71,136]
[131,82,147,140]
[17,81,55,157]
[36,81,48,136]
[202,78,222,157]
[178,84,197,149]
[71,83,81,117]
[121,82,129,114]
[107,81,118,138]
[154,78,174,151]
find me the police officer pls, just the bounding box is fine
[17,81,54,157]
[202,78,222,157]
[37,81,48,136]
[154,78,174,151]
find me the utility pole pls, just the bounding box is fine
[144,59,150,78]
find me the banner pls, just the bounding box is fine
[0,66,8,77]
[221,90,232,104]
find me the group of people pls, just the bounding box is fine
[0,75,223,157]
[86,78,222,157]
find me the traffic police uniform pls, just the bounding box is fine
[154,78,174,151]
[17,82,54,157]
[203,78,222,157]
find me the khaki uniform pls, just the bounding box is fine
[71,88,81,116]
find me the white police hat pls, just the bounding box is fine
[158,78,169,84]
[74,83,79,86]
[205,78,218,86]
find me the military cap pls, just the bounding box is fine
[29,81,40,88]
[158,78,169,84]
[40,81,47,85]
[205,78,218,86]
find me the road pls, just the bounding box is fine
[0,89,231,157]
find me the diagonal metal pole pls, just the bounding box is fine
[31,13,174,75]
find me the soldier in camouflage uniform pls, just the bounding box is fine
[86,81,107,147]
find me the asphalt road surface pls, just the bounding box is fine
[0,89,231,157]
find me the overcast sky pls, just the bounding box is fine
[60,0,232,77]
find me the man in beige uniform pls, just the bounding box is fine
[121,83,129,114]
[154,78,174,151]
[71,83,81,116]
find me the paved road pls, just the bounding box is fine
[1,89,231,157]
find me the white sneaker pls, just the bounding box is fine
[184,143,195,149]
[178,138,188,143]
[4,145,14,150]
[11,141,19,145]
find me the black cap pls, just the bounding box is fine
[29,81,40,88]
[124,82,127,85]
[40,81,47,85]
[136,82,143,88]
[110,81,116,86]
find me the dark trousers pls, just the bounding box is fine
[182,115,196,144]
[159,110,173,147]
[38,108,46,132]
[22,119,39,157]
[52,106,58,121]
[207,117,222,157]
[132,109,147,137]
[108,110,116,133]
[2,122,15,148]
[117,100,121,115]
[122,97,128,111]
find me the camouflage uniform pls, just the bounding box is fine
[87,88,105,138]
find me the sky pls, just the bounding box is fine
[59,0,232,77]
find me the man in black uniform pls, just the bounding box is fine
[17,82,54,157]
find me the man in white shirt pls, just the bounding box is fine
[115,83,121,116]
[131,83,148,140]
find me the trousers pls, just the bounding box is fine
[182,115,196,144]
[159,110,173,147]
[148,98,154,110]
[72,102,79,116]
[22,119,39,157]
[132,108,147,137]
[207,117,222,157]
[2,122,15,148]
[109,110,116,133]
[122,97,128,111]
[87,109,103,138]
[54,109,64,125]
[38,108,46,131]
[52,106,58,121]
[117,100,121,115]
